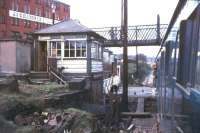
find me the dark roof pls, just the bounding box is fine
[53,0,70,7]
[35,20,94,35]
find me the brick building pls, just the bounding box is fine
[0,0,70,40]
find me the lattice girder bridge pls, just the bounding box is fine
[93,24,168,47]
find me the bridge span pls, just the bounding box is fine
[92,24,168,47]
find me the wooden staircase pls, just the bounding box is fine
[28,71,50,84]
[29,71,49,79]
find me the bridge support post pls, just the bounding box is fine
[157,14,161,43]
[121,0,129,111]
[136,46,139,79]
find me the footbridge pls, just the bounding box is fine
[93,24,168,47]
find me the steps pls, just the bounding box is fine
[29,71,50,84]
[29,71,49,79]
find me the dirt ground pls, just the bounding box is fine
[0,77,96,133]
[0,77,161,133]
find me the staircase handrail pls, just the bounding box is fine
[48,65,66,84]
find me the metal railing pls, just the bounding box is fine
[48,65,66,84]
[92,24,168,47]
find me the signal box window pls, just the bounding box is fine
[50,41,61,57]
[64,40,87,58]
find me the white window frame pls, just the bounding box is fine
[91,41,102,60]
[49,41,62,58]
[63,38,87,59]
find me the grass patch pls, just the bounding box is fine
[64,108,94,133]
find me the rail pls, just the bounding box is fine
[48,65,66,84]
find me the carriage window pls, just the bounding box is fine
[196,51,200,88]
[177,20,193,86]
[195,31,200,88]
[164,41,173,76]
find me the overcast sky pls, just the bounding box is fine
[58,0,179,57]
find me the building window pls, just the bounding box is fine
[35,8,38,16]
[64,40,87,58]
[65,16,68,20]
[45,10,50,18]
[0,31,5,37]
[35,8,41,16]
[91,43,97,59]
[55,13,60,20]
[11,18,19,26]
[36,23,41,29]
[24,5,30,14]
[0,16,5,24]
[99,46,102,59]
[11,0,19,11]
[0,0,5,8]
[11,31,21,39]
[76,41,82,57]
[24,20,31,28]
[45,0,48,7]
[82,42,86,57]
[50,41,61,57]
[24,0,30,3]
[49,12,51,19]
[64,41,69,57]
[24,32,32,39]
[35,0,41,4]
[64,6,69,12]
[69,41,75,57]
[45,0,51,7]
[91,42,102,59]
[55,2,60,10]
[49,41,87,58]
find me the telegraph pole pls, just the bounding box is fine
[121,0,128,111]
[135,26,139,80]
[157,14,160,43]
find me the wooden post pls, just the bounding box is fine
[157,14,161,43]
[121,0,128,111]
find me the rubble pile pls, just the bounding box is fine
[13,108,95,133]
[0,78,93,133]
